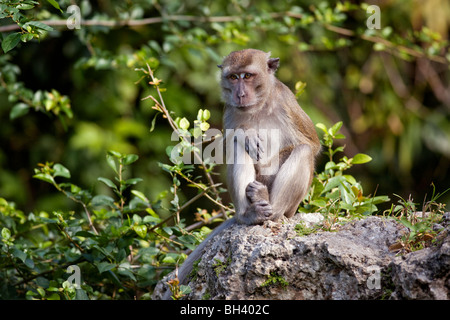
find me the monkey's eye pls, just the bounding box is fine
[229,74,238,80]
[244,73,252,79]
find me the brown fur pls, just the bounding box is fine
[220,49,320,224]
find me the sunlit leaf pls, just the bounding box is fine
[10,103,29,119]
[351,153,372,164]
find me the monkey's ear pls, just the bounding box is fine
[217,64,223,69]
[267,58,280,73]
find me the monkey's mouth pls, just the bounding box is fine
[235,99,256,109]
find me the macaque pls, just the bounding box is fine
[220,49,320,224]
[161,49,320,299]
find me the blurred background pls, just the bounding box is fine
[1,0,449,218]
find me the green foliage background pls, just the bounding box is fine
[0,0,449,299]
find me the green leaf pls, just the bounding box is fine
[124,178,143,186]
[351,153,372,164]
[131,190,149,203]
[192,126,202,138]
[37,287,46,297]
[162,256,176,264]
[17,3,36,10]
[339,203,355,211]
[178,235,198,250]
[399,217,414,230]
[311,199,327,207]
[46,0,63,13]
[343,174,357,185]
[24,257,35,268]
[295,81,307,96]
[325,161,338,170]
[98,177,117,189]
[122,154,139,166]
[315,123,328,134]
[47,293,61,300]
[149,113,159,132]
[2,32,21,53]
[96,262,116,273]
[323,176,346,193]
[12,249,27,262]
[75,231,97,238]
[202,109,211,121]
[1,227,11,240]
[106,154,118,174]
[370,195,391,204]
[329,121,343,135]
[143,215,160,224]
[163,226,173,235]
[10,103,30,120]
[21,33,34,42]
[33,173,55,184]
[179,117,190,130]
[75,289,89,300]
[53,163,71,178]
[133,225,147,238]
[145,207,160,218]
[180,285,192,295]
[91,195,115,207]
[118,263,136,281]
[25,21,53,32]
[108,150,123,158]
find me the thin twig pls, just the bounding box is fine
[324,24,448,65]
[185,213,228,232]
[52,182,98,235]
[0,13,291,32]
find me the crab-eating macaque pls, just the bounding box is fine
[221,49,320,224]
[161,49,320,299]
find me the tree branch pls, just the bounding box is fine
[1,12,447,64]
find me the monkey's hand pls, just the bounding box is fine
[244,129,264,161]
[244,181,273,223]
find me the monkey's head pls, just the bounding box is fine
[218,49,279,109]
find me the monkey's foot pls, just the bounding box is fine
[245,181,273,223]
[242,199,273,225]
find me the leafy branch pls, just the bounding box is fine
[1,4,448,64]
[139,63,231,227]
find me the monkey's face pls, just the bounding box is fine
[219,49,278,109]
[222,71,264,108]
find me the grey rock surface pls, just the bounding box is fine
[153,214,449,300]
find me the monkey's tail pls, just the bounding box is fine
[162,217,236,300]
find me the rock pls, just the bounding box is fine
[389,214,450,299]
[152,214,450,300]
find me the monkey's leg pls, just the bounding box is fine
[227,154,257,224]
[269,144,313,219]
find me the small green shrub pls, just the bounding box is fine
[299,122,390,231]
